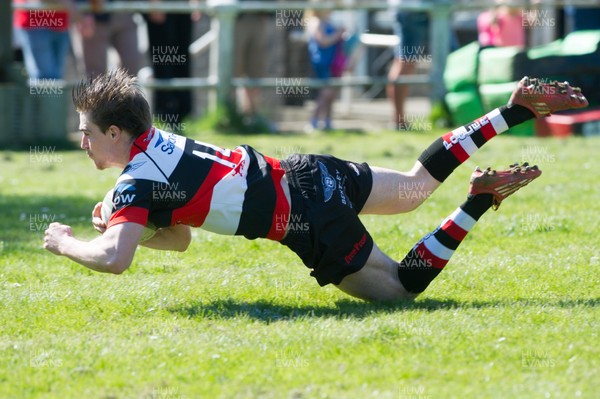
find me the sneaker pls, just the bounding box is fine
[469,162,542,210]
[508,76,588,118]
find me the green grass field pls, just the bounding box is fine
[1,127,599,399]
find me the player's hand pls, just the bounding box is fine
[92,201,107,234]
[43,222,73,255]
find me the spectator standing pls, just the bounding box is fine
[13,0,78,79]
[386,0,429,130]
[145,0,201,124]
[234,0,270,126]
[306,9,344,131]
[73,0,141,77]
[478,2,525,48]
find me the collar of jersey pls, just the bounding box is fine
[129,127,155,162]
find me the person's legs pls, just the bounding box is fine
[241,87,261,116]
[337,78,588,301]
[81,21,109,77]
[386,58,416,128]
[311,88,325,126]
[337,164,541,301]
[387,11,427,129]
[360,163,438,215]
[336,242,416,301]
[111,13,141,75]
[393,192,495,296]
[311,60,334,128]
[50,30,70,79]
[234,14,267,116]
[313,88,335,128]
[147,14,193,120]
[19,28,68,79]
[362,77,588,216]
[362,104,532,214]
[337,193,496,301]
[321,87,337,130]
[15,28,41,79]
[17,28,60,79]
[233,15,247,90]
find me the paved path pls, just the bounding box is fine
[275,97,431,133]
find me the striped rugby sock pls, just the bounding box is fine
[418,105,535,182]
[397,194,493,294]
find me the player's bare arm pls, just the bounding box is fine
[139,224,192,252]
[91,200,191,251]
[43,222,144,274]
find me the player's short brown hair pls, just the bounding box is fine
[72,68,151,138]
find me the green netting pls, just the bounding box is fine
[505,118,535,137]
[445,87,484,126]
[527,39,563,60]
[478,46,522,84]
[560,30,600,55]
[478,82,518,110]
[444,41,480,92]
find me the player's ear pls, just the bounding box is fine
[107,125,122,140]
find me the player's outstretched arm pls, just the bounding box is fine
[43,222,144,274]
[138,224,191,252]
[90,200,191,252]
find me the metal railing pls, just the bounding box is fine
[10,0,600,113]
[11,1,451,111]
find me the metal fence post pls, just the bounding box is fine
[209,2,238,112]
[429,1,452,105]
[0,1,12,81]
[0,0,13,146]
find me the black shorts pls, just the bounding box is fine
[280,154,374,286]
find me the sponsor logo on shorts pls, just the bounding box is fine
[318,161,336,202]
[344,233,368,265]
[335,171,352,209]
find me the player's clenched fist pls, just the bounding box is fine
[43,222,73,255]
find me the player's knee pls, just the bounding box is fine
[365,275,420,302]
[365,288,418,302]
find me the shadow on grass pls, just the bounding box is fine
[167,297,600,323]
[0,194,97,248]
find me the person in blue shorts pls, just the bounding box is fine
[307,10,345,131]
